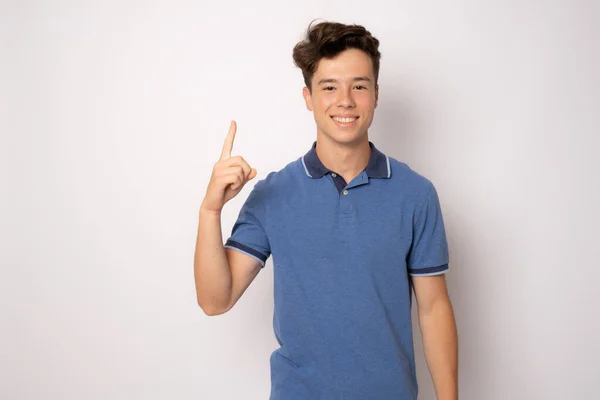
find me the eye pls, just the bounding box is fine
[354,85,366,90]
[324,86,335,91]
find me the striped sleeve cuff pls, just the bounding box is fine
[224,239,268,268]
[409,264,449,276]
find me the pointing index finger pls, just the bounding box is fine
[220,120,237,160]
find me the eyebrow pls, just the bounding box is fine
[317,76,372,85]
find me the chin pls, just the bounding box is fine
[325,130,367,145]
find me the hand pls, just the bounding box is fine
[200,121,258,214]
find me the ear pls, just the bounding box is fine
[375,84,379,109]
[302,86,314,111]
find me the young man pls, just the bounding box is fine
[195,21,458,400]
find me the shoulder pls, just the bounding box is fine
[387,156,436,201]
[244,157,302,202]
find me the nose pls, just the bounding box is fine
[337,87,356,108]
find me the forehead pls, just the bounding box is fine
[313,49,374,80]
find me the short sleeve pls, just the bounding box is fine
[224,181,271,268]
[407,182,450,276]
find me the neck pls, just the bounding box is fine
[314,133,371,183]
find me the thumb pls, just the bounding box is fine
[248,168,258,180]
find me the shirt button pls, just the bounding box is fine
[343,189,348,195]
[331,173,337,177]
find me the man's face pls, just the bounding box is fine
[302,48,379,145]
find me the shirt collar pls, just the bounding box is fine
[301,140,391,179]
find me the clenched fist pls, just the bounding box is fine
[200,121,258,214]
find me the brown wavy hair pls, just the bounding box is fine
[292,20,381,92]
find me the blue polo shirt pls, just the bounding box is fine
[224,140,449,400]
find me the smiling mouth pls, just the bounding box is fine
[331,116,359,125]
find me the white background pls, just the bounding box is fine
[2,1,599,399]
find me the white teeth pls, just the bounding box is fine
[333,117,357,123]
